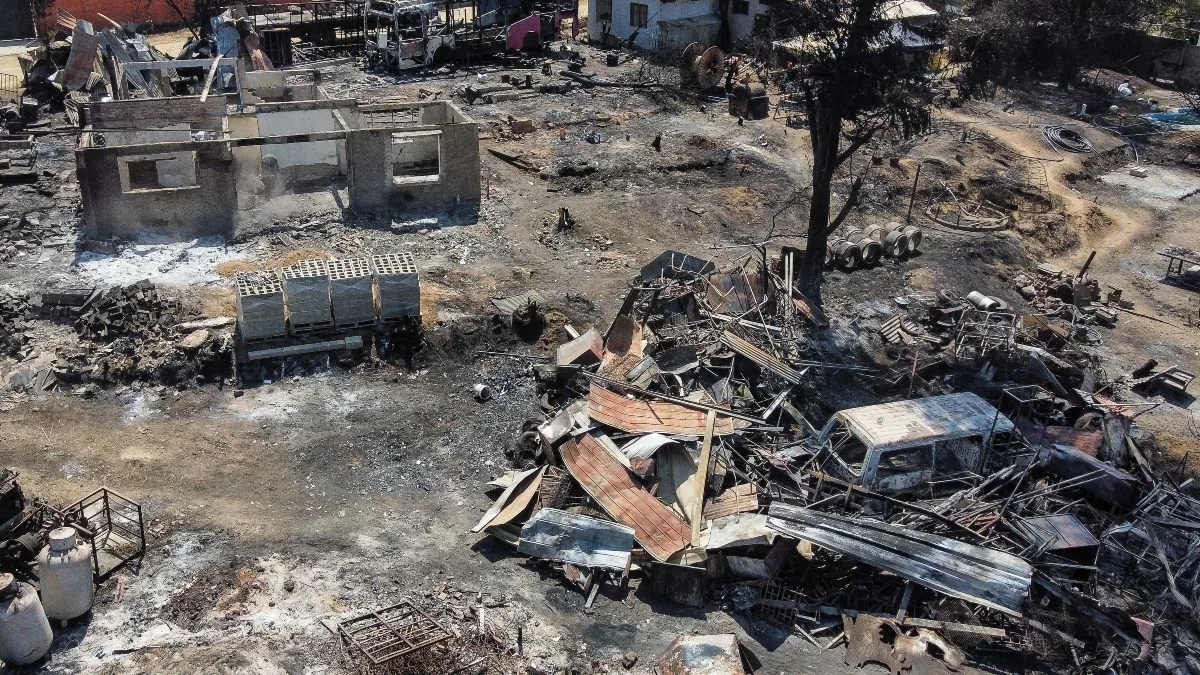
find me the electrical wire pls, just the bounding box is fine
[1041,125,1094,154]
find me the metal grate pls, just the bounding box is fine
[337,601,454,666]
[0,73,19,102]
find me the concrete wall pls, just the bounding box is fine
[77,140,236,241]
[346,110,481,213]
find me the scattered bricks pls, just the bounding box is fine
[74,281,178,343]
[373,252,420,322]
[328,257,376,327]
[235,272,287,342]
[281,259,333,332]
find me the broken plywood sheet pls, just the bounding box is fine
[559,434,690,561]
[558,327,603,366]
[472,466,545,533]
[585,384,736,436]
[766,502,1032,615]
[517,508,635,571]
[656,444,701,523]
[703,483,759,520]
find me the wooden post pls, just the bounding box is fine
[906,161,922,224]
[689,410,717,545]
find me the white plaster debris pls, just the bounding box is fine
[75,237,242,286]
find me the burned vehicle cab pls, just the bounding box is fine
[812,393,1016,494]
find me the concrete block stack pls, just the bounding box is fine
[281,259,333,331]
[373,252,421,322]
[328,257,376,327]
[235,273,287,341]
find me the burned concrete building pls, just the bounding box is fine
[76,96,480,241]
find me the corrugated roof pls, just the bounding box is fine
[767,503,1032,615]
[835,393,1014,451]
[586,384,737,436]
[560,434,691,561]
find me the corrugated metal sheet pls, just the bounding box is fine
[720,332,803,384]
[518,508,635,570]
[835,393,1014,452]
[586,385,737,436]
[560,434,690,561]
[766,503,1032,615]
[491,290,547,315]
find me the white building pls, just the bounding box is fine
[587,0,722,51]
[586,0,938,51]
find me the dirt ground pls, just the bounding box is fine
[1,38,1198,675]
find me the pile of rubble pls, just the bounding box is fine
[0,289,31,359]
[0,281,234,393]
[470,248,1200,674]
[0,213,70,263]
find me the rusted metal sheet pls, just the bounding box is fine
[703,483,759,520]
[767,502,1032,615]
[1040,425,1104,456]
[843,614,966,675]
[585,384,736,436]
[721,331,803,384]
[559,434,690,561]
[655,634,758,675]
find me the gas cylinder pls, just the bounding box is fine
[0,573,53,666]
[36,528,94,622]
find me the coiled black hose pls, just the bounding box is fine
[1042,125,1094,153]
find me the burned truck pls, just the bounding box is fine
[807,393,1022,495]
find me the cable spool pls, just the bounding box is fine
[830,239,862,270]
[859,239,883,266]
[883,230,909,258]
[903,225,923,252]
[681,43,726,90]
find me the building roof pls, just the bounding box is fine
[834,392,1014,451]
[880,0,939,21]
